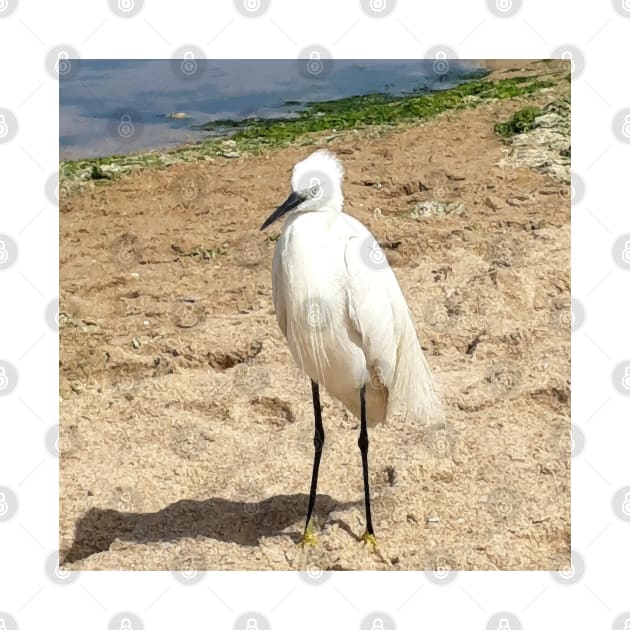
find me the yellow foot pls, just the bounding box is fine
[299,519,318,546]
[299,530,319,546]
[361,531,378,550]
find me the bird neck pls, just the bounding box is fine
[285,205,341,232]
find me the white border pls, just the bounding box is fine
[1,0,629,629]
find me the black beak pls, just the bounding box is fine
[260,191,306,231]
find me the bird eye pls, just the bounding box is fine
[309,184,320,198]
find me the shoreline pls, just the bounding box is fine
[60,60,566,195]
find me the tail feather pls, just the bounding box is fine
[388,306,442,424]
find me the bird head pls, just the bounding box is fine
[260,150,344,231]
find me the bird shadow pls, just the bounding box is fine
[62,493,359,565]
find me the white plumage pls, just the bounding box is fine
[266,149,441,426]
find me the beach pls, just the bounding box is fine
[59,59,570,571]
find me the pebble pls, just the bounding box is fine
[411,200,465,219]
[484,196,501,210]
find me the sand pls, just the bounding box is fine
[60,61,570,571]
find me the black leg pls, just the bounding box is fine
[358,384,376,541]
[302,379,324,543]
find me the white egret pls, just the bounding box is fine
[260,149,441,547]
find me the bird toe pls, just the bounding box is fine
[361,531,378,550]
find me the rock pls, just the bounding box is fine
[446,201,465,215]
[533,112,562,128]
[411,200,465,219]
[222,151,240,158]
[401,181,428,195]
[484,196,501,210]
[497,97,570,184]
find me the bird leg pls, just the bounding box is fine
[359,384,377,549]
[301,379,325,546]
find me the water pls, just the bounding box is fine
[60,59,486,160]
